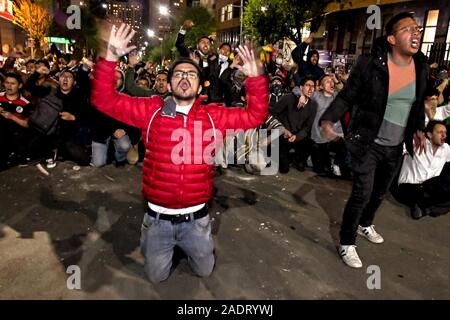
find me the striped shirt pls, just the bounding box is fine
[375,56,416,146]
[0,92,32,120]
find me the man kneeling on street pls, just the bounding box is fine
[91,24,268,283]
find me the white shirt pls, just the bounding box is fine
[425,103,450,125]
[219,61,229,77]
[398,139,450,184]
[176,103,193,116]
[148,202,205,215]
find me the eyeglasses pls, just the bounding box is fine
[393,25,424,35]
[172,70,199,79]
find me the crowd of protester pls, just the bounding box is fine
[1,19,449,223]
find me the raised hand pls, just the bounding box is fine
[106,23,137,61]
[235,45,263,77]
[182,19,194,30]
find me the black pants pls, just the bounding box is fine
[0,125,32,169]
[340,143,403,245]
[311,139,349,174]
[396,174,450,217]
[279,136,313,173]
[28,134,91,166]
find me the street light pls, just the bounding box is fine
[159,5,169,16]
[147,29,155,38]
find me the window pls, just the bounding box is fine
[220,5,234,22]
[421,9,439,56]
[446,18,450,62]
[220,6,225,22]
[226,5,233,20]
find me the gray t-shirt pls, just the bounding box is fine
[311,91,342,144]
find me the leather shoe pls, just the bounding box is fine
[410,204,424,220]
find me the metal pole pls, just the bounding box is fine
[29,0,34,59]
[239,0,243,45]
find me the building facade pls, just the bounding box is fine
[106,0,146,46]
[315,0,450,67]
[215,0,241,46]
[0,0,29,53]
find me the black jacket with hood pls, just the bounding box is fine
[319,36,429,158]
[291,42,325,85]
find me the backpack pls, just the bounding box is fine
[29,89,63,136]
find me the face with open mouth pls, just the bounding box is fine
[4,77,21,98]
[58,72,75,93]
[428,123,447,147]
[169,63,201,102]
[390,17,422,56]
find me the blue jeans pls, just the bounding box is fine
[91,135,131,167]
[140,213,215,283]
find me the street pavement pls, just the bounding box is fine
[0,161,449,299]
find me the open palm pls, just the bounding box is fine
[235,45,264,77]
[106,23,137,61]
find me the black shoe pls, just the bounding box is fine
[292,162,305,172]
[115,160,127,168]
[410,204,424,220]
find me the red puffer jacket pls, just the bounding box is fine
[91,59,268,208]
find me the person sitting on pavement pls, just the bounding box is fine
[91,24,268,283]
[271,75,317,173]
[393,120,450,219]
[24,66,91,168]
[89,67,132,168]
[0,72,33,170]
[310,74,350,178]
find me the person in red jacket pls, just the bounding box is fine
[91,24,269,283]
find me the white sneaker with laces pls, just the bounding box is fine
[339,245,363,268]
[46,158,57,169]
[357,225,384,244]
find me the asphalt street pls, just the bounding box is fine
[0,161,449,299]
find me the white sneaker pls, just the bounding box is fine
[357,225,384,244]
[339,245,363,268]
[46,158,57,169]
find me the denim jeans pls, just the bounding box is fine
[340,143,403,245]
[140,213,215,283]
[91,135,131,167]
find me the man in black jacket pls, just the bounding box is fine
[291,32,324,85]
[25,66,91,168]
[175,19,216,92]
[271,75,317,173]
[320,12,428,268]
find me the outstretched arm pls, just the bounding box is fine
[91,23,161,129]
[208,45,268,132]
